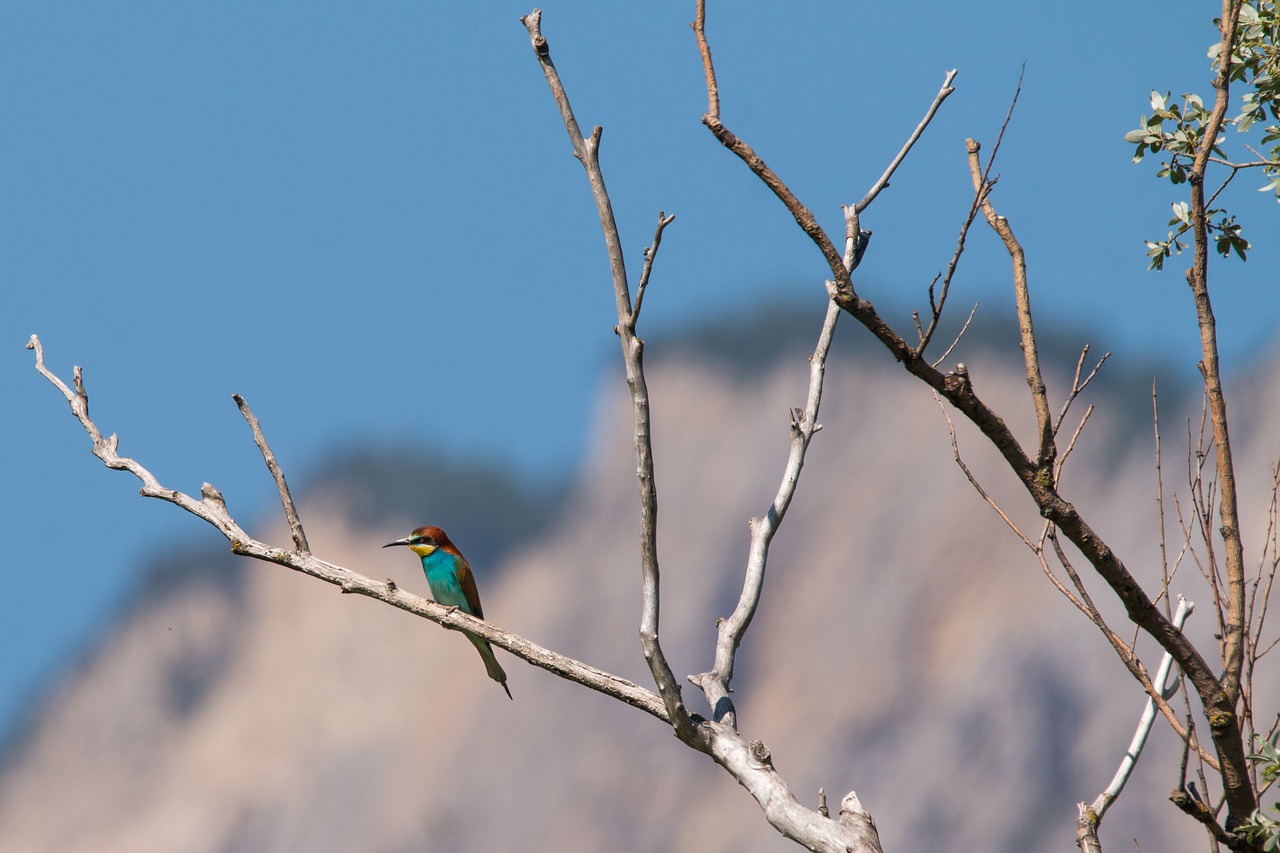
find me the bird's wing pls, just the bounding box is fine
[454,555,485,620]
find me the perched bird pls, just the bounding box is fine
[383,525,512,699]
[852,228,872,270]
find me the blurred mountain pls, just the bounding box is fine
[0,307,1275,852]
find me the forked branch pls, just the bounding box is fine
[694,0,1257,828]
[519,8,694,740]
[965,136,1053,468]
[521,10,886,850]
[26,335,669,720]
[691,208,865,730]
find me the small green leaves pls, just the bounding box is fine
[1248,730,1280,783]
[1239,732,1280,850]
[1145,236,1181,271]
[1124,92,1218,167]
[1130,1,1278,269]
[1143,207,1250,269]
[1213,213,1250,260]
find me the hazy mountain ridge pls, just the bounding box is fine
[1,316,1275,852]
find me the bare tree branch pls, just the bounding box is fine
[692,0,1258,816]
[521,10,890,851]
[935,388,1214,768]
[1088,596,1195,823]
[927,301,980,369]
[632,211,675,321]
[232,393,309,554]
[27,335,668,720]
[519,8,694,740]
[916,178,992,356]
[856,69,958,212]
[28,335,247,542]
[965,137,1054,468]
[691,207,861,729]
[1052,346,1110,445]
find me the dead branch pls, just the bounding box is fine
[519,8,694,740]
[522,9,883,851]
[27,335,667,720]
[232,393,309,554]
[694,0,1257,821]
[965,137,1053,468]
[1088,596,1195,822]
[690,208,855,730]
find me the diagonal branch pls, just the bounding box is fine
[965,136,1054,469]
[856,69,958,212]
[28,335,247,542]
[936,389,1214,766]
[233,393,309,554]
[692,0,850,294]
[690,208,861,729]
[520,9,694,740]
[1079,598,1197,850]
[632,211,675,322]
[916,172,993,356]
[689,6,1256,817]
[1089,595,1195,822]
[28,335,669,720]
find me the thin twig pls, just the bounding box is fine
[1052,347,1110,442]
[917,176,993,355]
[856,69,958,212]
[929,302,979,369]
[632,211,675,321]
[1055,404,1094,483]
[233,394,309,554]
[985,63,1025,180]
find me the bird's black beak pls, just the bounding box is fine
[383,537,412,549]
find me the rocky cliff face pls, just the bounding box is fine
[1,330,1275,852]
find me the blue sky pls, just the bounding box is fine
[3,2,1277,744]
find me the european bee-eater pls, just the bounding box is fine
[383,525,512,700]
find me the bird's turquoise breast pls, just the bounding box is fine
[419,550,471,612]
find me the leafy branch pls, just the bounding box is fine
[1127,2,1280,269]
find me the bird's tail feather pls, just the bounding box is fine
[467,634,512,700]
